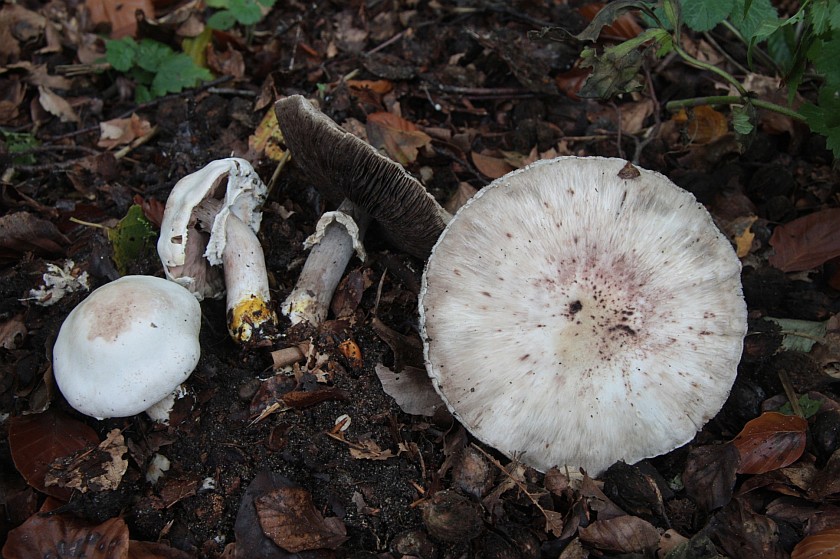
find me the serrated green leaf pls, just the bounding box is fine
[730,0,779,40]
[682,0,735,32]
[150,54,213,97]
[205,0,229,7]
[810,0,833,36]
[1,130,39,165]
[229,0,263,25]
[764,317,828,352]
[257,0,276,7]
[831,3,840,30]
[136,39,176,73]
[808,33,840,86]
[135,84,153,104]
[800,85,840,158]
[208,10,238,30]
[107,205,157,275]
[105,37,138,72]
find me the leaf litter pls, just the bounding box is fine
[1,0,839,557]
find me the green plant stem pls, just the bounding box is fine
[665,95,807,122]
[672,42,749,97]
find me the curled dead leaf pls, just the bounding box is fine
[366,112,431,165]
[769,208,840,272]
[792,527,840,559]
[578,515,659,553]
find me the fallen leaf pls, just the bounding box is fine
[45,429,128,493]
[97,113,153,149]
[0,313,26,349]
[8,409,100,500]
[810,449,840,499]
[249,107,288,162]
[0,211,70,262]
[709,499,787,559]
[256,486,348,552]
[792,527,840,559]
[472,150,516,179]
[128,540,195,559]
[37,85,79,123]
[578,515,660,553]
[374,363,443,416]
[672,105,729,144]
[2,514,129,559]
[85,0,153,38]
[337,339,363,369]
[731,215,758,258]
[769,208,840,272]
[366,111,431,165]
[683,443,740,512]
[732,412,807,474]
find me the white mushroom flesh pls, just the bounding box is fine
[419,156,748,475]
[53,275,202,419]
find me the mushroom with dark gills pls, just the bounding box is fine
[419,156,748,475]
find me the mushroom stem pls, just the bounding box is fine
[223,213,278,343]
[282,199,371,326]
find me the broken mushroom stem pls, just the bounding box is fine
[194,197,277,342]
[282,198,371,326]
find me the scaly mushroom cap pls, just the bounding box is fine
[53,275,201,419]
[274,95,448,259]
[419,157,747,475]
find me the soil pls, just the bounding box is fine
[1,1,839,558]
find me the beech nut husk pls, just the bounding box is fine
[421,489,484,543]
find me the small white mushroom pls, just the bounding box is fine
[53,275,201,420]
[157,158,277,343]
[419,157,748,475]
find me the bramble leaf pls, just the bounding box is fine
[150,54,213,97]
[136,39,175,73]
[800,84,840,157]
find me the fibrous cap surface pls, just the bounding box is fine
[419,156,747,475]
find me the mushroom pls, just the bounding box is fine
[53,275,201,420]
[419,156,748,475]
[274,95,449,325]
[157,157,277,343]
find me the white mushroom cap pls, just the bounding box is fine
[419,157,747,475]
[53,275,201,419]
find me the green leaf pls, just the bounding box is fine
[682,0,735,32]
[257,0,276,7]
[831,3,840,30]
[150,53,213,97]
[730,0,779,40]
[105,37,138,72]
[107,205,157,275]
[661,0,681,31]
[205,0,229,7]
[135,84,153,104]
[208,10,238,30]
[778,395,822,419]
[764,317,828,353]
[731,105,754,135]
[810,0,833,36]
[808,32,840,86]
[229,0,263,25]
[1,130,39,165]
[800,84,840,158]
[136,39,176,73]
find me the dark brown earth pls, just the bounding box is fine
[1,1,839,558]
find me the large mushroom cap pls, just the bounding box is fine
[419,156,747,475]
[275,95,449,259]
[53,275,201,419]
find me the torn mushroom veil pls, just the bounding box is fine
[419,156,748,475]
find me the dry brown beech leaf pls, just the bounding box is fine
[732,412,807,475]
[683,443,740,512]
[578,515,659,554]
[45,428,128,493]
[2,514,128,559]
[0,211,70,262]
[365,111,431,165]
[8,408,100,501]
[792,527,840,559]
[255,486,348,552]
[128,540,195,559]
[769,208,840,272]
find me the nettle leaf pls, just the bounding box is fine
[105,37,138,72]
[809,0,833,36]
[808,33,840,83]
[730,0,779,41]
[682,0,735,32]
[800,84,840,158]
[208,10,238,30]
[136,39,176,73]
[151,54,213,97]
